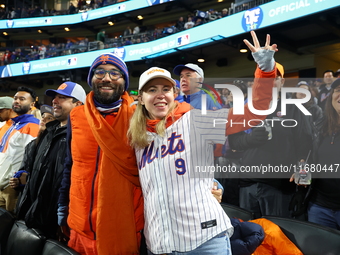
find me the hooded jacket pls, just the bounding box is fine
[0,114,39,190]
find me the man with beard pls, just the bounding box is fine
[12,82,86,239]
[0,86,39,214]
[58,53,144,255]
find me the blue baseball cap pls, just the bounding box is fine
[45,81,86,104]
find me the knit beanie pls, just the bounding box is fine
[87,53,129,90]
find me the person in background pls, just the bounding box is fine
[39,104,55,132]
[12,82,86,240]
[334,69,340,78]
[2,49,11,65]
[220,8,228,18]
[173,63,222,110]
[0,97,16,135]
[228,64,314,219]
[305,78,340,230]
[174,79,184,102]
[293,81,323,125]
[318,70,334,110]
[96,29,106,50]
[0,87,40,214]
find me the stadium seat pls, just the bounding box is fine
[0,208,15,241]
[221,203,254,221]
[263,216,340,255]
[5,220,46,255]
[42,239,80,255]
[0,208,15,253]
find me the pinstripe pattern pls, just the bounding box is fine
[136,109,233,254]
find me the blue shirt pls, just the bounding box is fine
[183,90,222,110]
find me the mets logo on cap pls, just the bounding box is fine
[242,7,263,31]
[58,83,68,90]
[99,55,110,65]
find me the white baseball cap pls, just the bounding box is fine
[173,63,204,80]
[139,67,176,91]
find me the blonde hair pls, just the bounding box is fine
[31,108,42,120]
[128,91,177,149]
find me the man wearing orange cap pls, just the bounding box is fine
[228,63,314,219]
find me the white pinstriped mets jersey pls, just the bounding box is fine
[136,108,233,254]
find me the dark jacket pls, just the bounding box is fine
[305,101,323,125]
[308,117,340,210]
[230,218,264,255]
[15,120,67,238]
[229,99,314,192]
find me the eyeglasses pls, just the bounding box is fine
[93,68,124,80]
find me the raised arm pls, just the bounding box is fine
[226,31,278,135]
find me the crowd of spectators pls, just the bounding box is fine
[0,0,273,66]
[0,0,127,19]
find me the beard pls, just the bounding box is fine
[12,104,31,115]
[93,81,125,105]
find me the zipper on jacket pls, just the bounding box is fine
[89,146,100,240]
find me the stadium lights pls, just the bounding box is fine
[137,15,143,20]
[38,30,42,33]
[197,57,205,63]
[240,48,248,53]
[3,32,8,36]
[197,49,205,63]
[0,4,5,8]
[108,21,114,26]
[64,27,70,31]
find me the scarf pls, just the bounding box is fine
[94,97,122,114]
[146,102,191,133]
[84,91,142,254]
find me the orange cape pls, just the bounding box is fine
[84,91,143,254]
